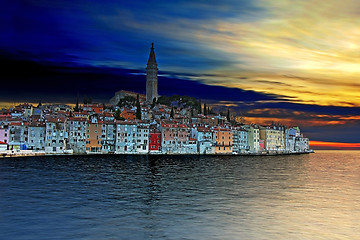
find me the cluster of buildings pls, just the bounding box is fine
[0,102,309,155]
[0,43,310,155]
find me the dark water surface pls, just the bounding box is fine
[1,151,360,239]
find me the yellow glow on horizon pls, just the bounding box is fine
[310,141,360,148]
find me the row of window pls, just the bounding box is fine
[215,136,232,139]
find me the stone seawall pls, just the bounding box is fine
[1,150,314,158]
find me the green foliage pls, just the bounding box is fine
[114,109,121,120]
[170,107,174,118]
[74,97,80,112]
[227,108,231,122]
[157,95,201,109]
[136,94,141,120]
[151,98,156,108]
[198,99,202,114]
[117,95,136,108]
[203,103,207,116]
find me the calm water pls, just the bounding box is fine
[1,151,360,240]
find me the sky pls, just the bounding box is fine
[1,0,360,149]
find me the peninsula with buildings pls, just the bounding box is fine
[0,44,311,157]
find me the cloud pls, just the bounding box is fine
[183,0,360,107]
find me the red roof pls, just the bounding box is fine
[214,128,231,132]
[197,127,212,132]
[116,120,137,125]
[10,122,29,126]
[46,117,66,123]
[0,141,8,145]
[68,117,88,122]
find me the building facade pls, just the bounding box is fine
[86,117,102,153]
[45,117,67,153]
[101,120,116,153]
[115,121,137,154]
[67,117,87,153]
[27,122,45,151]
[214,128,233,154]
[136,122,149,154]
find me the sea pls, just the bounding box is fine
[1,150,360,240]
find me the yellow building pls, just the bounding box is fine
[259,126,285,152]
[214,128,233,154]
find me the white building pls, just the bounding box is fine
[101,120,116,153]
[244,125,260,153]
[67,117,87,154]
[136,122,150,154]
[115,121,137,154]
[45,117,67,153]
[27,122,45,151]
[232,127,249,154]
[192,127,215,154]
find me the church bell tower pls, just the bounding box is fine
[146,43,158,103]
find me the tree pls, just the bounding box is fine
[226,108,231,122]
[37,100,42,108]
[198,99,202,114]
[191,108,194,117]
[151,97,156,108]
[74,96,80,112]
[117,95,136,107]
[170,107,174,118]
[203,103,207,116]
[136,94,142,120]
[114,109,121,120]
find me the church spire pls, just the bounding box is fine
[147,42,157,66]
[146,43,158,103]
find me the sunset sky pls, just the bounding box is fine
[1,0,359,149]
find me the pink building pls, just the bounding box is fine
[259,139,265,152]
[0,126,9,144]
[160,121,191,153]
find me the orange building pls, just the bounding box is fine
[120,108,136,120]
[83,103,104,114]
[86,119,102,152]
[214,128,233,154]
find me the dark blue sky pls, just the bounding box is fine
[1,0,359,145]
